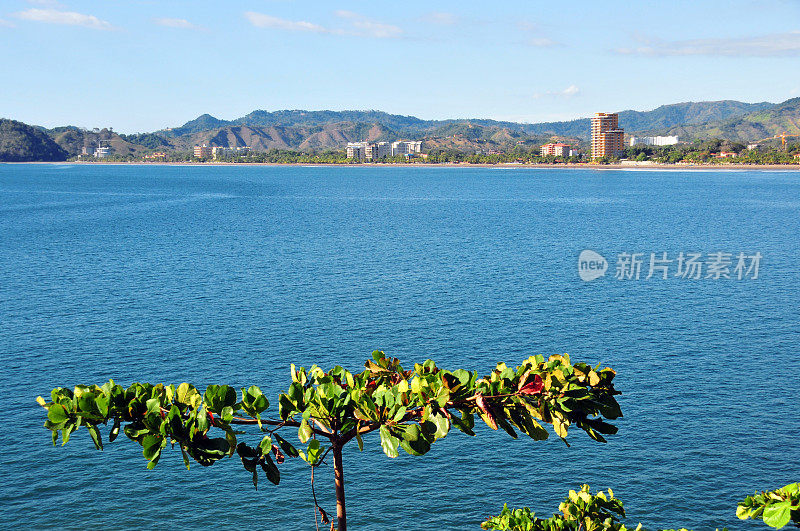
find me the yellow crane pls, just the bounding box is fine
[753,132,800,150]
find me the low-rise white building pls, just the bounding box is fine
[629,136,679,147]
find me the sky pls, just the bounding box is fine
[1,0,800,133]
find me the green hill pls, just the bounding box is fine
[0,119,67,162]
[649,97,800,142]
[48,126,166,157]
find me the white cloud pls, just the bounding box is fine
[0,18,15,28]
[420,12,458,26]
[561,85,580,96]
[15,8,113,30]
[533,85,580,99]
[617,31,800,57]
[334,10,402,39]
[245,12,327,33]
[154,17,200,30]
[245,10,402,39]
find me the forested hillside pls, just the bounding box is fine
[0,119,67,162]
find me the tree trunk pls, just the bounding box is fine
[333,443,346,531]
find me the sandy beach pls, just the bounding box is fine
[7,161,800,171]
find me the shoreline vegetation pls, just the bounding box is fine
[6,160,800,170]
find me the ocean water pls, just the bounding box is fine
[1,163,798,530]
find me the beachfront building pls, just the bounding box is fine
[346,141,393,161]
[366,142,391,160]
[629,135,679,147]
[193,144,212,159]
[212,146,251,160]
[346,142,367,160]
[591,113,625,159]
[391,141,422,157]
[540,143,571,157]
[94,146,110,159]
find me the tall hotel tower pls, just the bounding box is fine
[591,113,625,159]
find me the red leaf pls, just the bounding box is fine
[519,375,543,396]
[272,444,285,464]
[317,506,330,525]
[475,392,498,430]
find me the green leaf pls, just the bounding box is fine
[398,424,431,456]
[278,394,295,421]
[274,433,299,458]
[305,439,323,465]
[87,425,103,450]
[61,423,74,445]
[204,385,237,413]
[142,435,163,461]
[763,501,792,528]
[379,425,399,458]
[298,419,312,443]
[392,406,408,423]
[47,404,69,424]
[95,394,109,417]
[146,452,161,470]
[430,412,450,439]
[258,435,272,455]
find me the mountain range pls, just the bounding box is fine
[158,100,776,148]
[3,98,800,161]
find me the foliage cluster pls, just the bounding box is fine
[482,485,636,531]
[738,483,800,529]
[38,352,621,530]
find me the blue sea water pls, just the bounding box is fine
[0,163,798,530]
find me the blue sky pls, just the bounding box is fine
[2,0,800,133]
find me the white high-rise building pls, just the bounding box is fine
[391,141,422,156]
[346,142,367,160]
[347,141,396,160]
[366,142,391,160]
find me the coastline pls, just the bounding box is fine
[4,161,800,171]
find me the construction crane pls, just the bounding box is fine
[779,132,800,150]
[752,131,800,150]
